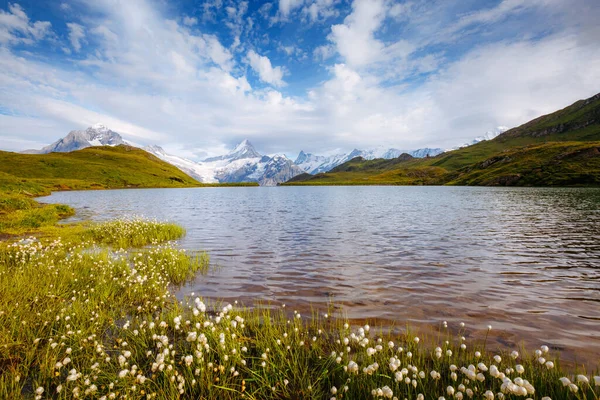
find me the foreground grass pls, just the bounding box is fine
[1,219,598,399]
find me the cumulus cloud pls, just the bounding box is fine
[0,3,52,45]
[66,22,85,52]
[278,0,304,18]
[182,16,198,26]
[302,0,340,23]
[328,0,386,67]
[247,49,285,87]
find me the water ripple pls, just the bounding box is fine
[41,186,600,366]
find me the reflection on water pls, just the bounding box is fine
[41,186,600,367]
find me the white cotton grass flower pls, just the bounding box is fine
[577,375,589,384]
[541,345,549,354]
[516,364,525,374]
[569,383,578,393]
[511,350,519,359]
[594,376,600,386]
[559,377,571,387]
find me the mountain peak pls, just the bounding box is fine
[91,123,108,130]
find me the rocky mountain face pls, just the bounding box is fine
[145,140,304,186]
[24,124,126,154]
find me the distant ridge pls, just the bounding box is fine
[283,92,600,187]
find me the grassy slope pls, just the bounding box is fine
[0,145,202,191]
[284,93,600,186]
[0,145,255,235]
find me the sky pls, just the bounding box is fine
[0,0,599,160]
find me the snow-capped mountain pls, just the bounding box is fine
[143,145,218,183]
[23,124,126,153]
[294,151,349,174]
[203,139,262,162]
[447,126,509,151]
[145,140,304,186]
[294,147,444,174]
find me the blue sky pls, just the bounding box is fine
[0,0,599,159]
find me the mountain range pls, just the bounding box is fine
[284,92,600,186]
[20,124,505,186]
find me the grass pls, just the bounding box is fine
[1,218,598,399]
[0,146,202,190]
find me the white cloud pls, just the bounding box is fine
[0,3,52,45]
[66,22,85,52]
[247,49,285,87]
[278,0,304,18]
[328,0,387,67]
[1,0,599,157]
[183,16,198,26]
[302,0,340,23]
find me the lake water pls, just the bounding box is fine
[41,186,600,367]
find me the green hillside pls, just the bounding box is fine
[0,145,202,191]
[0,145,206,235]
[284,92,600,186]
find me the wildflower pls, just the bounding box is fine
[516,364,525,374]
[35,387,44,395]
[381,386,393,398]
[475,351,481,358]
[447,386,455,396]
[559,377,571,387]
[541,345,549,353]
[493,355,501,363]
[576,375,589,384]
[568,383,578,393]
[331,386,337,395]
[510,351,519,359]
[594,376,600,386]
[484,391,494,400]
[545,361,554,369]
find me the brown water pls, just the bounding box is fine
[42,186,600,368]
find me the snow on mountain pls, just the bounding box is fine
[27,124,126,154]
[294,151,348,174]
[203,139,262,162]
[408,148,444,158]
[294,147,445,174]
[447,126,509,151]
[143,145,218,183]
[146,140,303,186]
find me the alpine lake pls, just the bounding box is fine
[40,186,600,368]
